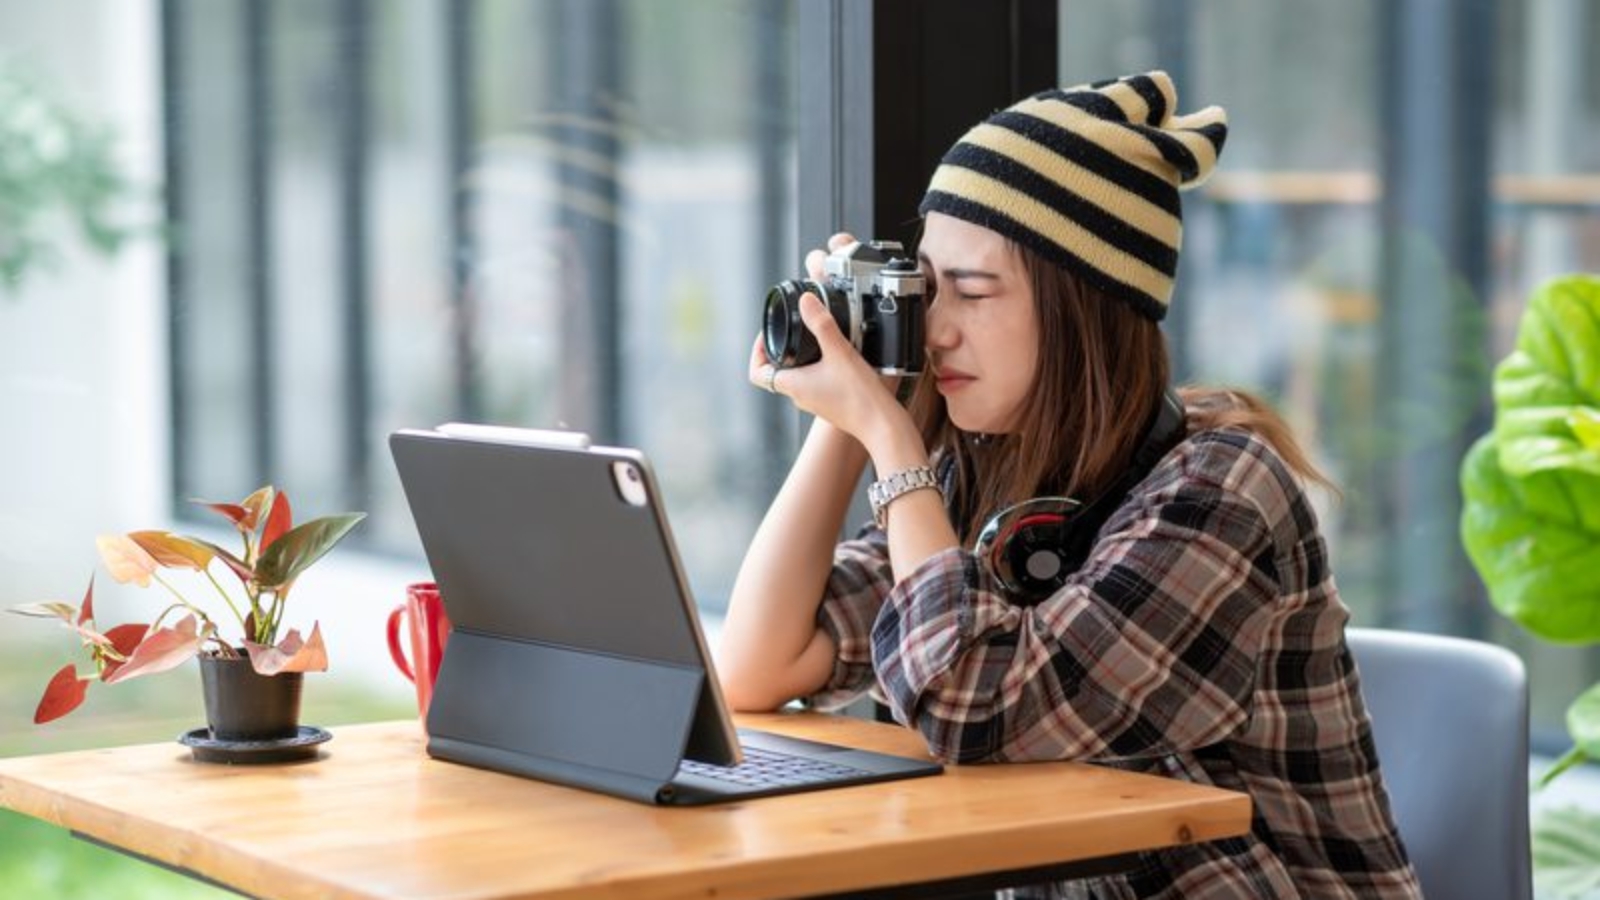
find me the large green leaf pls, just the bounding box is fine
[1495,275,1600,478]
[254,513,365,591]
[1460,435,1600,643]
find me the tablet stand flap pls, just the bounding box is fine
[425,629,701,801]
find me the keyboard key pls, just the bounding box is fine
[678,745,868,789]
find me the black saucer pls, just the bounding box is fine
[178,725,332,764]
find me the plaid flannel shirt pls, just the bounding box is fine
[809,428,1422,899]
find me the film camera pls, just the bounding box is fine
[762,240,927,374]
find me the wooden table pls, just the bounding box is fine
[0,713,1251,900]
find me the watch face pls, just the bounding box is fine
[973,496,1083,603]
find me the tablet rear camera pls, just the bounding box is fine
[611,461,648,507]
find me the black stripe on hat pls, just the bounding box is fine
[1193,121,1229,156]
[986,110,1182,219]
[1133,123,1200,184]
[919,191,1170,321]
[938,144,1180,277]
[1048,89,1127,123]
[1125,74,1168,126]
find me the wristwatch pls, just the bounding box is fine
[868,466,941,530]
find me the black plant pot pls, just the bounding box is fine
[198,653,303,742]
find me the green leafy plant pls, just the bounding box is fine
[9,486,365,724]
[1462,274,1600,777]
[1461,273,1600,895]
[0,56,141,295]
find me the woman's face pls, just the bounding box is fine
[917,212,1040,434]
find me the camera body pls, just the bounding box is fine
[763,240,926,374]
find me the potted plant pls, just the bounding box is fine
[10,486,364,753]
[1460,273,1600,895]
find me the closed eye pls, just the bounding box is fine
[923,282,991,304]
[918,252,1002,296]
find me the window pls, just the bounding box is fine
[163,0,799,611]
[1060,0,1600,749]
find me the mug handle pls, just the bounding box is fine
[386,605,415,683]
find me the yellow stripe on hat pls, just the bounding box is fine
[1148,72,1177,123]
[1010,96,1178,186]
[1095,79,1153,124]
[930,165,1178,305]
[1168,107,1227,188]
[961,121,1181,252]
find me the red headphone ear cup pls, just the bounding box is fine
[973,497,1083,603]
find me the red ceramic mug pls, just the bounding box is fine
[387,582,452,727]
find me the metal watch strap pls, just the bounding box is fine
[868,465,941,530]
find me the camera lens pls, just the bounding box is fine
[764,279,831,368]
[763,282,803,366]
[762,278,853,369]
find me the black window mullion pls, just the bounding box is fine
[755,0,798,493]
[245,0,277,486]
[1144,0,1196,379]
[799,0,1057,723]
[336,0,372,512]
[796,0,875,247]
[446,0,480,424]
[161,0,190,502]
[550,0,625,442]
[1377,0,1496,636]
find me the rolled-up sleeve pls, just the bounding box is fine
[805,527,894,710]
[872,434,1283,766]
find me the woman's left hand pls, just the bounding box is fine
[748,291,910,454]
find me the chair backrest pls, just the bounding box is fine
[1346,627,1532,900]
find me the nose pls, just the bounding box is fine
[925,294,958,350]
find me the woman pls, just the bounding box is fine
[717,72,1421,899]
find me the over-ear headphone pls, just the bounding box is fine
[972,388,1186,604]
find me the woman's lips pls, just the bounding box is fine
[935,369,975,392]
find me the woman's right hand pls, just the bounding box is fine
[751,232,915,457]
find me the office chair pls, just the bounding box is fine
[1346,627,1533,900]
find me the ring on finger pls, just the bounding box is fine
[765,365,781,394]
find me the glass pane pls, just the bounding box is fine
[1057,0,1600,753]
[167,0,798,612]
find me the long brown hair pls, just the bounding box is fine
[908,240,1333,543]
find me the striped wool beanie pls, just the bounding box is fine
[918,71,1227,321]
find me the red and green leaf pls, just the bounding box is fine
[34,664,90,724]
[96,534,158,587]
[127,531,215,571]
[77,576,95,625]
[191,538,254,583]
[9,601,79,622]
[103,615,201,684]
[238,486,275,533]
[191,499,251,528]
[244,623,328,675]
[191,485,276,532]
[254,513,365,590]
[260,491,292,553]
[98,623,151,681]
[69,622,115,649]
